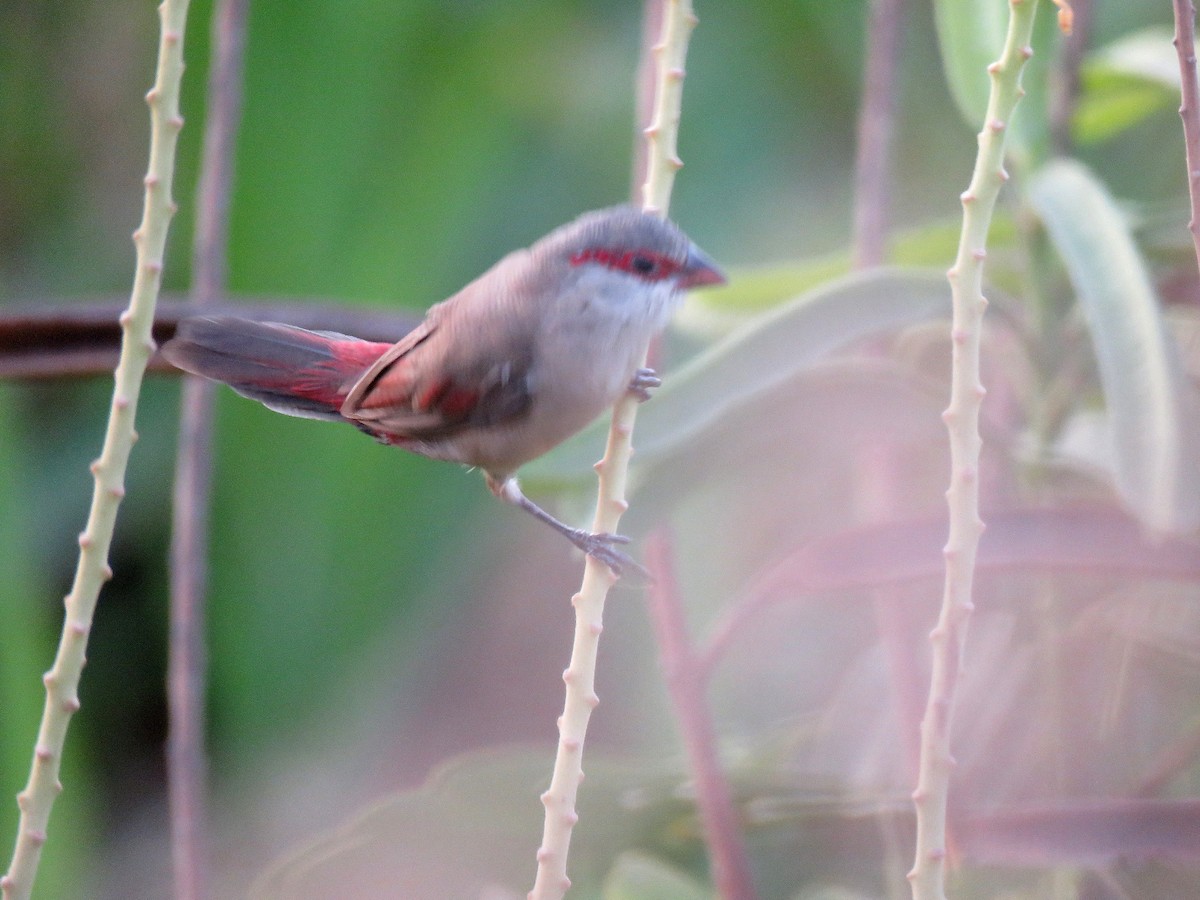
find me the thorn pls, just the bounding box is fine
[928,847,947,861]
[145,260,163,274]
[78,531,92,549]
[570,592,583,608]
[562,811,579,826]
[987,62,1001,75]
[988,119,1006,133]
[561,738,581,752]
[101,565,114,582]
[35,745,53,762]
[1020,45,1034,60]
[118,309,133,327]
[643,124,659,138]
[540,790,553,807]
[145,88,160,105]
[144,173,159,188]
[585,692,600,708]
[588,621,603,636]
[960,190,976,203]
[971,248,987,261]
[667,155,684,171]
[62,696,81,713]
[24,830,47,847]
[163,30,181,44]
[610,498,629,514]
[562,668,574,685]
[114,394,130,411]
[667,67,685,80]
[536,847,551,863]
[998,167,1010,182]
[167,115,185,130]
[951,328,967,344]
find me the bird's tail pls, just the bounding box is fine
[162,316,393,421]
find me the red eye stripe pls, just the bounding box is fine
[569,247,681,281]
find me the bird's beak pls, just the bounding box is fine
[679,243,727,289]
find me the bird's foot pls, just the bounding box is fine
[627,367,662,403]
[569,529,649,581]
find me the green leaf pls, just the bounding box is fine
[603,852,713,900]
[1075,27,1178,144]
[933,0,1007,129]
[1029,159,1200,532]
[522,269,951,492]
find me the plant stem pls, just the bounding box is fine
[168,2,247,896]
[852,0,908,269]
[1173,0,1200,294]
[907,2,1039,898]
[1,3,192,898]
[527,2,698,897]
[644,533,756,900]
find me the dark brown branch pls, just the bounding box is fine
[0,297,419,380]
[851,0,907,269]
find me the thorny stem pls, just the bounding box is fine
[907,2,1039,899]
[527,2,698,897]
[852,0,908,268]
[1173,0,1200,293]
[1,3,192,898]
[644,534,756,900]
[167,1,247,897]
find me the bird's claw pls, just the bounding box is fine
[571,529,650,581]
[627,367,662,403]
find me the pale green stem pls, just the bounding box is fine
[907,2,1039,899]
[526,2,697,897]
[1,3,191,898]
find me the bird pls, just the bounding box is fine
[161,205,725,575]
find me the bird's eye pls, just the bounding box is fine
[630,255,657,275]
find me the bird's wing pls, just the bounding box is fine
[340,312,536,441]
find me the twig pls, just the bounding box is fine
[1048,0,1090,155]
[1,2,192,898]
[908,2,1039,898]
[851,0,908,268]
[1174,0,1200,294]
[167,1,248,897]
[644,534,756,899]
[527,2,698,897]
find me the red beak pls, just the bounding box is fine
[680,243,726,289]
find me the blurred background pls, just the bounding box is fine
[2,1,1196,898]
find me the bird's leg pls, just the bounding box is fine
[489,476,647,579]
[627,367,661,402]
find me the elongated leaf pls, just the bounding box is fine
[1029,159,1200,531]
[1075,27,1178,144]
[603,853,712,900]
[522,269,951,491]
[933,0,1006,128]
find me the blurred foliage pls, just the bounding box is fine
[2,0,1199,898]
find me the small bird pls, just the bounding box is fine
[162,205,725,575]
